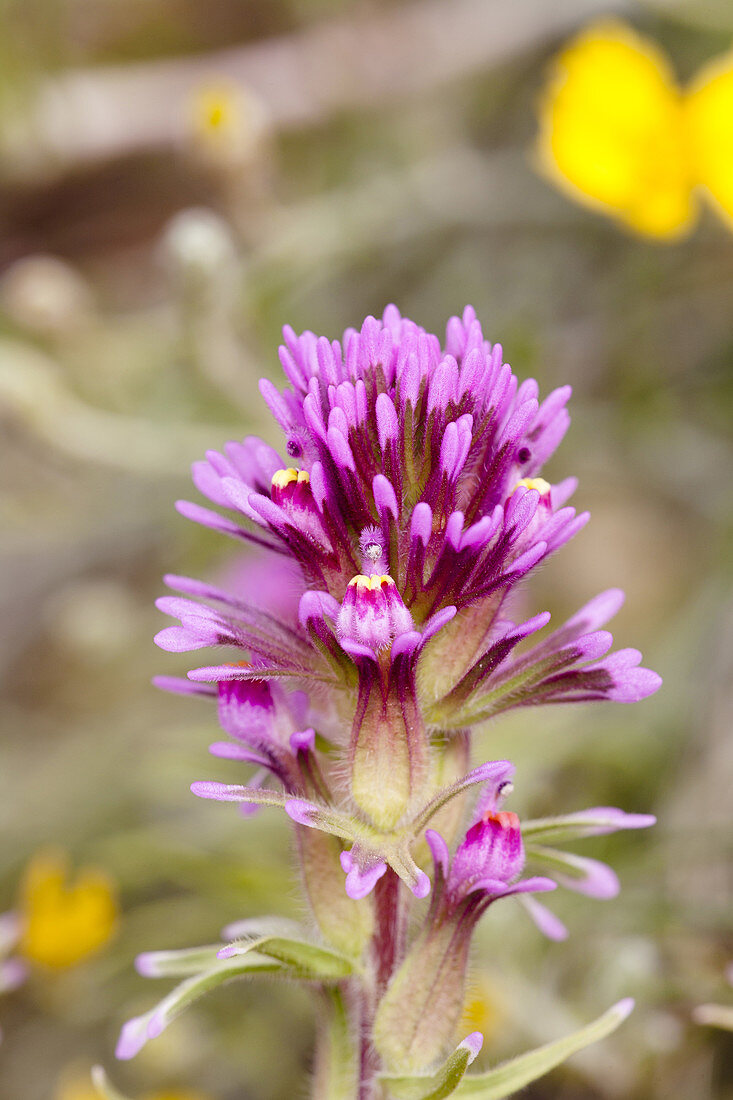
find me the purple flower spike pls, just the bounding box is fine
[154,307,660,831]
[146,305,661,1063]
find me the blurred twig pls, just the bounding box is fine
[0,339,241,474]
[13,0,626,169]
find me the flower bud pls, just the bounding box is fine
[337,574,413,653]
[448,810,525,902]
[270,468,332,550]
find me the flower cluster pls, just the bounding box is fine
[122,307,660,1095]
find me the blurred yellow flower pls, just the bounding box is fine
[144,1093,212,1100]
[56,1069,211,1100]
[192,83,242,140]
[56,1076,100,1100]
[188,80,265,165]
[19,849,118,969]
[461,977,503,1042]
[536,20,733,238]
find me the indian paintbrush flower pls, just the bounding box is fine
[119,307,660,1096]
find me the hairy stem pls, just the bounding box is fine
[354,868,405,1098]
[373,867,404,995]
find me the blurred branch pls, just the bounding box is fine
[16,0,626,169]
[249,147,576,277]
[0,339,240,475]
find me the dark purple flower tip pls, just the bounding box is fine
[473,760,516,816]
[359,526,389,575]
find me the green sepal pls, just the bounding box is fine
[220,934,355,980]
[380,1033,483,1099]
[296,826,374,955]
[454,997,635,1097]
[222,915,305,940]
[312,988,360,1100]
[374,922,471,1072]
[90,1066,132,1100]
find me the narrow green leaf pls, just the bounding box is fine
[220,934,354,980]
[521,810,653,844]
[189,781,288,807]
[381,1033,483,1099]
[91,1066,131,1100]
[116,953,285,1059]
[410,763,504,834]
[222,915,306,941]
[454,998,634,1098]
[284,797,367,843]
[135,944,223,978]
[525,844,617,897]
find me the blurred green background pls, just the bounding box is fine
[0,1,731,1097]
